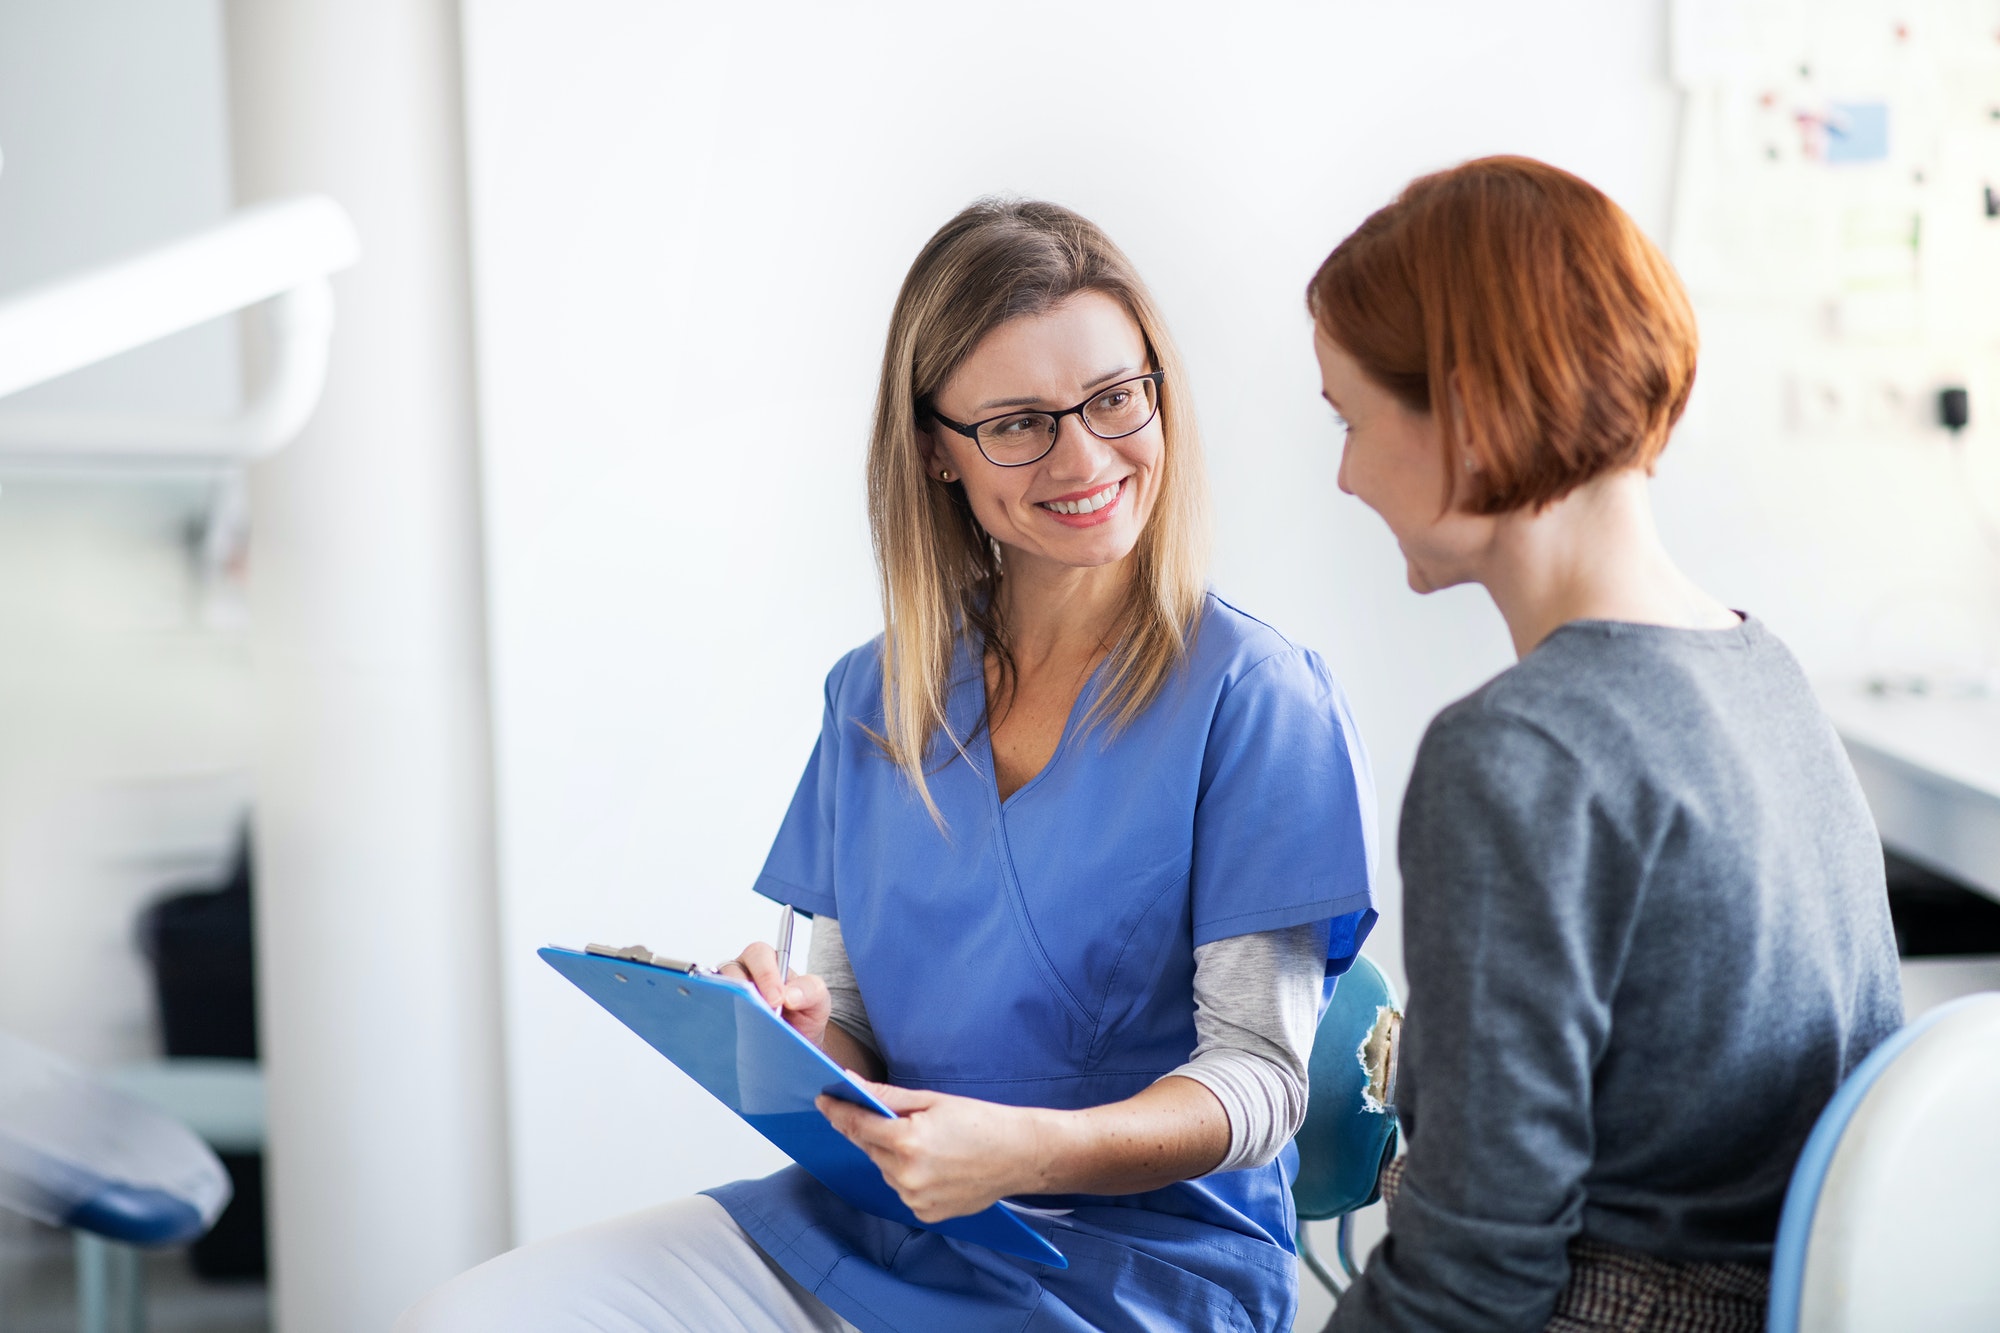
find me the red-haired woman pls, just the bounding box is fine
[1307,157,1901,1332]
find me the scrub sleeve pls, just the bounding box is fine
[1190,644,1379,971]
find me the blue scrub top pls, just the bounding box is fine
[708,593,1376,1333]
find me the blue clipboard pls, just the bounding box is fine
[539,946,1067,1268]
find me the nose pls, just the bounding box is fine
[1335,437,1356,496]
[1041,411,1112,480]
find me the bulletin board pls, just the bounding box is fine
[1669,0,2000,348]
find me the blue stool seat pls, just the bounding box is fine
[64,1184,211,1248]
[0,1032,231,1248]
[2,1033,233,1333]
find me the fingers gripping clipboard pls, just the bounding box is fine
[538,947,1067,1268]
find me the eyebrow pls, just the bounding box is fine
[976,365,1137,413]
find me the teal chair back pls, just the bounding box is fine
[1294,952,1401,1223]
[1292,953,1401,1301]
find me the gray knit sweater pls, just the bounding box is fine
[1332,616,1903,1333]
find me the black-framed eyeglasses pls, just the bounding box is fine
[927,371,1165,468]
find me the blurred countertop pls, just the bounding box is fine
[1818,679,2000,903]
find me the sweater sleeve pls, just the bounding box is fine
[1161,923,1324,1174]
[805,915,878,1059]
[1331,708,1632,1333]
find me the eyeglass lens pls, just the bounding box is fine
[976,376,1159,463]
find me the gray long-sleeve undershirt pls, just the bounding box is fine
[807,917,1322,1174]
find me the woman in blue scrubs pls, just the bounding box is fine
[398,198,1376,1333]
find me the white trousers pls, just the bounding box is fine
[393,1196,861,1333]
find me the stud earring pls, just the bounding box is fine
[940,469,953,482]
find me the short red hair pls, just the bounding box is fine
[1307,156,1698,513]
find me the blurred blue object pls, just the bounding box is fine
[1826,102,1889,164]
[1293,953,1402,1301]
[65,1184,208,1247]
[0,1030,231,1245]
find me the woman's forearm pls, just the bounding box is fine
[820,1021,887,1083]
[820,1072,1230,1220]
[1024,1075,1229,1195]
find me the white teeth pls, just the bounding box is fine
[1043,480,1120,516]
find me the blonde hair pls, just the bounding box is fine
[866,198,1210,820]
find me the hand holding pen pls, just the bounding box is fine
[718,904,830,1046]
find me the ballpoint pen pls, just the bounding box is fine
[772,902,795,1011]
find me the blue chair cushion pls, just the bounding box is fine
[1294,954,1402,1221]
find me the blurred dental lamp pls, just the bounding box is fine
[0,194,359,465]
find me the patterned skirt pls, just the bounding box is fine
[1376,1158,1770,1333]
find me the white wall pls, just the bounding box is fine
[461,0,2000,1291]
[0,0,251,1067]
[462,0,1669,1244]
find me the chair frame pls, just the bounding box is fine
[1299,1212,1368,1297]
[1767,993,1998,1333]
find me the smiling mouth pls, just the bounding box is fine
[1037,479,1124,516]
